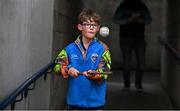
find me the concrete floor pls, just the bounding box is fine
[104,70,174,110]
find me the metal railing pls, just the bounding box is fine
[0,61,55,110]
[159,36,180,62]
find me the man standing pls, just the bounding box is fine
[113,0,152,91]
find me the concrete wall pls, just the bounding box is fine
[161,0,180,109]
[0,0,54,109]
[0,0,83,109]
[50,0,82,109]
[82,0,163,71]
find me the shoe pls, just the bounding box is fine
[122,85,130,91]
[135,84,143,92]
[122,87,130,91]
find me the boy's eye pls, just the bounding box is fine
[82,23,99,29]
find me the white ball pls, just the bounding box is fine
[99,26,110,37]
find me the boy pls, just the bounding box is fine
[53,9,111,110]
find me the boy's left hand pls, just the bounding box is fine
[83,70,101,80]
[83,70,95,76]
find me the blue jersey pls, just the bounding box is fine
[54,35,111,108]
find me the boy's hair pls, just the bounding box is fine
[78,9,101,24]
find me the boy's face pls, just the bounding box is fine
[77,19,100,39]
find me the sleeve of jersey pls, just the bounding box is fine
[96,49,112,80]
[53,49,69,79]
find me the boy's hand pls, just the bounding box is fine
[84,70,101,81]
[83,70,96,77]
[68,67,79,78]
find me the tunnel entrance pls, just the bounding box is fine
[51,0,173,110]
[1,0,180,110]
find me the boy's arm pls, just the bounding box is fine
[53,49,69,78]
[97,49,111,79]
[89,49,112,81]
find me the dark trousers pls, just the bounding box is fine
[120,37,146,87]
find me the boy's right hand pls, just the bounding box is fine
[68,67,79,78]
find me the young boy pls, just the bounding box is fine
[53,9,111,110]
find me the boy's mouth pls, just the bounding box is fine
[88,31,95,34]
[88,32,95,36]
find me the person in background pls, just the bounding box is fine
[113,0,152,92]
[54,9,111,110]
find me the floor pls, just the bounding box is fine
[104,70,174,110]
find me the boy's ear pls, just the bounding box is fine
[77,24,82,31]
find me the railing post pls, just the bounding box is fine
[10,102,15,110]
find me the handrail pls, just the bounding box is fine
[159,36,180,61]
[0,61,55,110]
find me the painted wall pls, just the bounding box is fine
[50,0,82,109]
[0,0,83,109]
[0,0,54,109]
[161,0,180,109]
